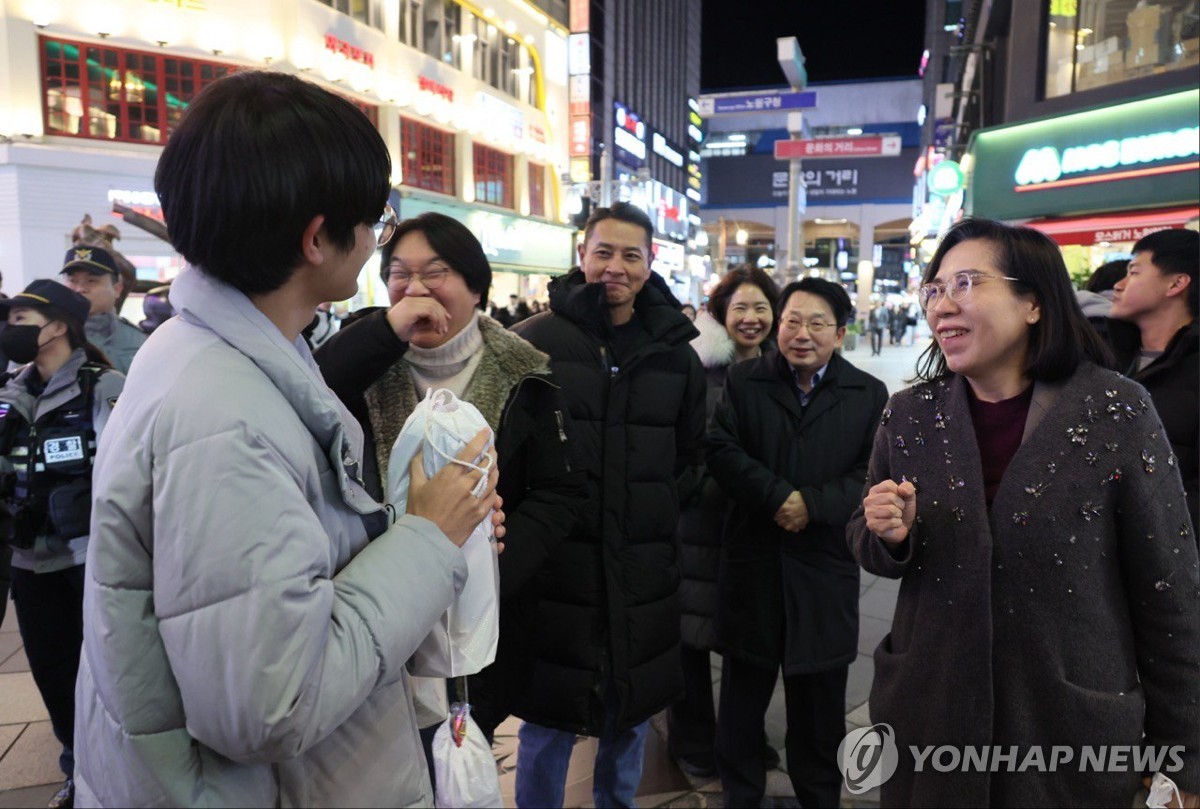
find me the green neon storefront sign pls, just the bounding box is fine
[968,89,1200,219]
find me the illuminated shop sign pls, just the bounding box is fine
[418,76,454,102]
[652,132,684,167]
[568,33,590,75]
[478,92,525,140]
[1014,127,1199,189]
[928,160,965,196]
[108,189,163,221]
[325,34,375,68]
[969,89,1200,219]
[614,103,647,164]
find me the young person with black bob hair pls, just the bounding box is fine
[707,276,887,808]
[74,70,505,808]
[0,280,122,809]
[850,218,1199,807]
[315,210,585,768]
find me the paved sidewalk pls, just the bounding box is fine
[0,338,929,807]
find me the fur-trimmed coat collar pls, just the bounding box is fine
[363,314,551,484]
[690,311,736,371]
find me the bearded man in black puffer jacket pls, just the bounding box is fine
[511,202,706,808]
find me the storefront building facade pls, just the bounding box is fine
[917,0,1198,278]
[0,0,575,305]
[966,87,1199,278]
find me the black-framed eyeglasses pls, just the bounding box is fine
[373,204,398,248]
[919,270,1021,310]
[779,316,835,334]
[386,260,452,290]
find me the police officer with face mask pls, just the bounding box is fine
[0,279,124,809]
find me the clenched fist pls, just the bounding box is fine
[862,479,917,545]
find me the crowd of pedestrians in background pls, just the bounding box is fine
[0,71,1196,809]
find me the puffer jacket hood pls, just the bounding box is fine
[547,267,698,348]
[1076,289,1113,320]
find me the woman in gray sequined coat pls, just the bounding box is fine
[848,219,1200,809]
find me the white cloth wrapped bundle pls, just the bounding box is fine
[389,388,499,677]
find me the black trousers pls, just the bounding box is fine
[10,564,86,778]
[870,330,883,355]
[716,655,847,808]
[0,545,11,629]
[666,644,717,761]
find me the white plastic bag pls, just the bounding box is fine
[390,388,499,677]
[433,703,503,809]
[1145,772,1183,809]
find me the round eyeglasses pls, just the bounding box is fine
[779,316,834,334]
[373,204,398,248]
[919,270,1021,310]
[386,261,451,290]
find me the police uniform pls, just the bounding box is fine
[0,281,124,800]
[84,310,147,375]
[59,245,148,376]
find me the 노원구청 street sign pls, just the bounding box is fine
[775,135,902,160]
[698,90,818,116]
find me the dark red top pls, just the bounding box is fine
[967,383,1034,508]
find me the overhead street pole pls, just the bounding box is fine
[786,111,803,283]
[777,37,808,282]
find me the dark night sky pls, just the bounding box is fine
[700,0,928,89]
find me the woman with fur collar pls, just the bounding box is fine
[315,213,585,759]
[669,265,779,777]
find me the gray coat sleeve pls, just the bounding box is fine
[150,426,466,765]
[847,396,915,578]
[1114,411,1200,791]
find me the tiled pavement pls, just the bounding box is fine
[0,338,926,807]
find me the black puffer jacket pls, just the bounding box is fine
[511,269,706,734]
[1109,319,1198,537]
[315,309,586,735]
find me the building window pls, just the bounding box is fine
[528,162,546,216]
[399,0,422,48]
[1044,0,1199,98]
[315,0,383,29]
[401,116,456,195]
[41,37,234,143]
[422,0,461,68]
[473,143,514,208]
[495,34,520,97]
[467,14,493,85]
[397,0,537,104]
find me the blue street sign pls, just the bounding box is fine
[699,90,818,116]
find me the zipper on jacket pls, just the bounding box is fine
[554,409,572,472]
[500,373,560,431]
[599,346,617,378]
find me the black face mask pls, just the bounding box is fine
[0,324,49,365]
